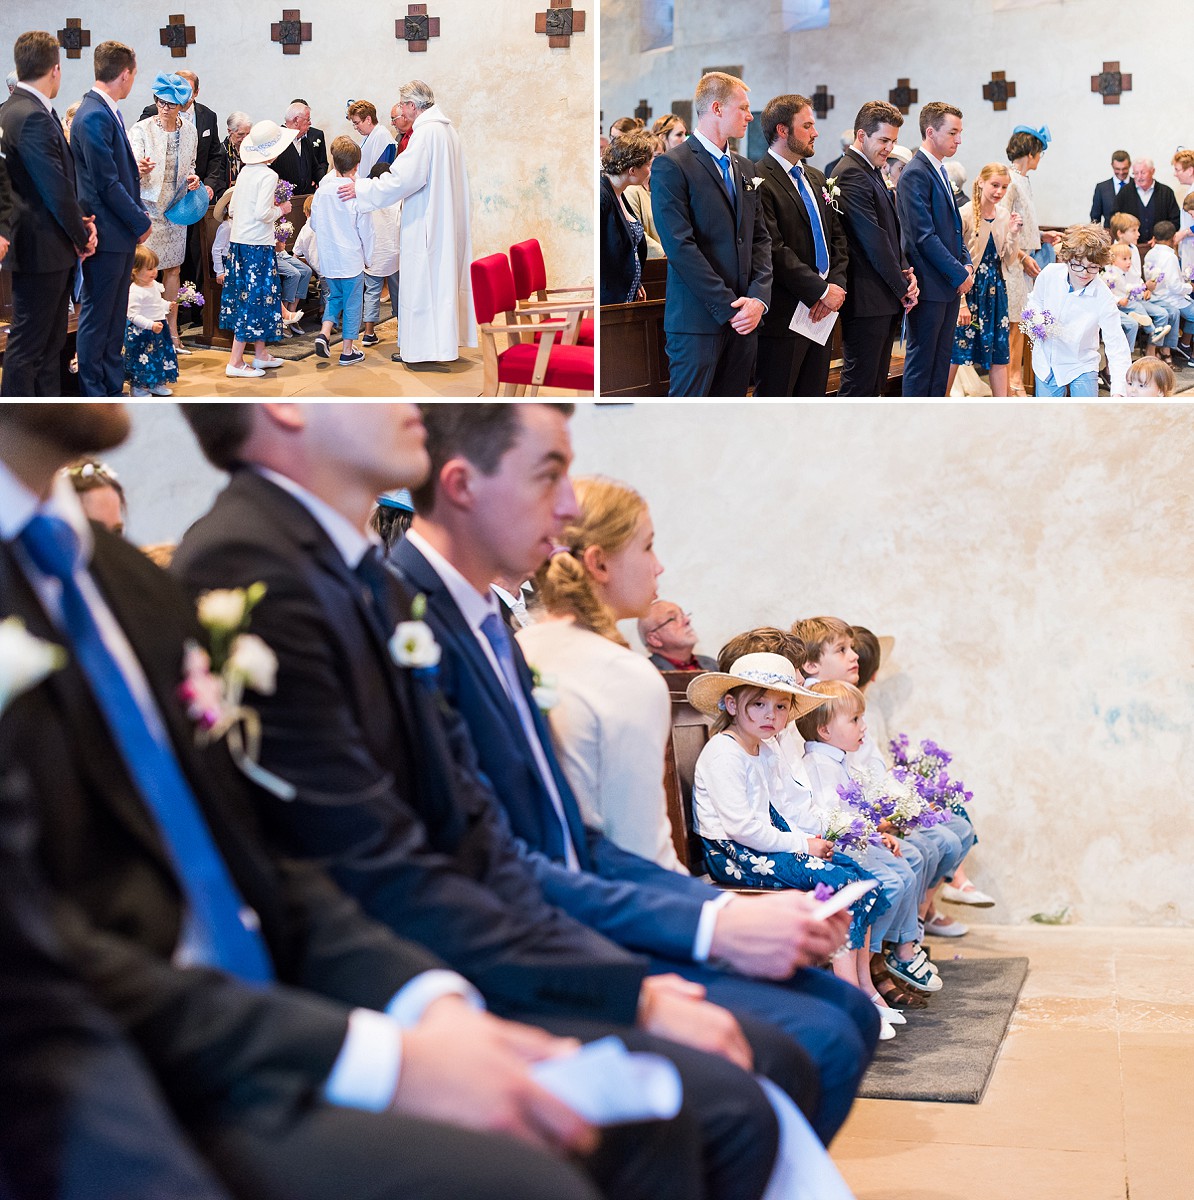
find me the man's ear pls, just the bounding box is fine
[261,402,305,432]
[580,543,608,582]
[644,629,662,650]
[438,455,476,511]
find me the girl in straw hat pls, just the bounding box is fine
[687,657,902,1038]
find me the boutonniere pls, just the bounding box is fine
[389,593,441,682]
[181,584,294,800]
[0,617,67,716]
[529,665,559,714]
[312,138,321,148]
[822,176,842,213]
[743,176,764,194]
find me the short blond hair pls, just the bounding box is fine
[1108,241,1133,261]
[794,680,864,742]
[1173,149,1194,171]
[1109,212,1140,239]
[1056,223,1112,267]
[695,71,748,119]
[1125,356,1176,396]
[790,616,852,674]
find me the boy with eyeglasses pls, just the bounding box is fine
[1026,223,1131,396]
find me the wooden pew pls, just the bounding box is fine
[660,670,713,876]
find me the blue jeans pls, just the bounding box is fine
[1035,369,1098,397]
[363,270,401,325]
[1157,296,1194,344]
[844,842,920,949]
[907,823,966,889]
[276,252,312,307]
[323,274,364,341]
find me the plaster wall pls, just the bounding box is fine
[601,0,1191,224]
[0,0,593,285]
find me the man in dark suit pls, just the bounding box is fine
[392,403,882,1146]
[1113,156,1181,246]
[72,41,152,397]
[271,101,328,194]
[0,401,620,1200]
[896,100,973,396]
[1090,149,1131,227]
[639,600,717,672]
[0,32,96,397]
[0,148,13,262]
[753,93,848,396]
[651,71,772,395]
[834,101,918,396]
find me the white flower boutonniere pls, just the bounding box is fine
[529,666,558,714]
[822,176,843,213]
[183,584,294,800]
[389,593,441,679]
[0,617,66,716]
[744,175,764,194]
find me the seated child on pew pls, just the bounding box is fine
[1144,221,1194,367]
[1103,241,1171,350]
[687,654,901,1036]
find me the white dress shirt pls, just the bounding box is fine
[309,172,374,278]
[767,146,830,299]
[1144,244,1192,303]
[799,740,854,827]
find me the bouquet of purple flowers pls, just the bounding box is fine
[274,179,296,207]
[890,734,973,817]
[176,281,204,309]
[1128,284,1145,302]
[1018,300,1056,345]
[823,784,884,857]
[274,219,295,244]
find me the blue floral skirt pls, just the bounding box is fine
[219,242,283,343]
[123,322,178,388]
[698,806,890,951]
[952,233,1010,369]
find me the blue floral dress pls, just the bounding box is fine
[699,805,889,952]
[952,221,1010,369]
[219,243,283,343]
[123,323,178,389]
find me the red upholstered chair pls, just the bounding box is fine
[471,253,594,396]
[509,238,594,347]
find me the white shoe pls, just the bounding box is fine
[1149,324,1171,345]
[150,384,174,396]
[925,911,969,937]
[878,1020,897,1041]
[252,355,285,369]
[129,385,150,396]
[225,363,265,378]
[173,342,193,356]
[940,882,996,907]
[283,309,305,326]
[872,997,907,1025]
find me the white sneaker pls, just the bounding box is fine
[878,1021,897,1041]
[252,355,285,369]
[925,911,969,938]
[150,384,174,396]
[872,998,907,1025]
[129,385,150,396]
[225,363,265,378]
[940,882,996,907]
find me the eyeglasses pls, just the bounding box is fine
[154,98,179,108]
[649,611,690,636]
[1067,261,1099,274]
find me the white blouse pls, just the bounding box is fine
[126,280,171,329]
[229,163,285,246]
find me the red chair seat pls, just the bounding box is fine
[499,342,594,390]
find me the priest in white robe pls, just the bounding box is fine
[340,80,475,365]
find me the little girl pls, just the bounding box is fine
[219,120,295,380]
[123,245,178,397]
[949,162,1022,397]
[687,654,902,1038]
[1125,356,1176,397]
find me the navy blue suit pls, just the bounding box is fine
[71,88,151,396]
[392,536,880,1144]
[896,149,969,395]
[651,137,772,395]
[1090,176,1122,227]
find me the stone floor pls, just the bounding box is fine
[834,924,1192,1200]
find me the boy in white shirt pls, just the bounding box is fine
[1143,221,1194,367]
[310,136,374,366]
[1108,212,1144,277]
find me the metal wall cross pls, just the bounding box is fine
[812,85,834,121]
[271,9,312,55]
[160,14,197,59]
[535,0,586,48]
[397,4,440,52]
[1091,61,1132,105]
[57,18,91,59]
[982,71,1016,111]
[888,78,918,114]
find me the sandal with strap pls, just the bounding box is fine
[871,965,930,1010]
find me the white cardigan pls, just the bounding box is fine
[229,163,284,247]
[128,116,198,206]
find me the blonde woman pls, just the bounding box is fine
[948,162,1022,397]
[515,476,683,872]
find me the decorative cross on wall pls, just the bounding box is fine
[56,18,91,59]
[397,4,440,52]
[160,14,196,59]
[812,85,834,121]
[634,98,652,123]
[1091,61,1132,105]
[535,0,586,49]
[888,78,918,115]
[271,10,311,55]
[982,70,1016,111]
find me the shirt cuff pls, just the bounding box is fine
[322,1007,404,1112]
[385,969,485,1027]
[693,893,735,962]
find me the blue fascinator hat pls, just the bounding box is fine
[152,72,193,106]
[1012,124,1051,150]
[377,488,415,514]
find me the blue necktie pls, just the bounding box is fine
[19,515,274,984]
[717,153,736,205]
[791,164,830,274]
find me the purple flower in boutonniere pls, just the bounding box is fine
[821,176,842,213]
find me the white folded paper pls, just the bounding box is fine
[530,1035,683,1125]
[789,301,838,346]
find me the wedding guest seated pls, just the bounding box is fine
[639,599,718,672]
[652,113,688,150]
[1144,221,1194,367]
[600,131,655,304]
[64,458,126,535]
[621,135,665,259]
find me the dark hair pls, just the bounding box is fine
[601,129,655,175]
[92,40,135,84]
[331,135,361,173]
[850,624,881,688]
[1152,220,1178,242]
[180,404,255,470]
[66,458,126,512]
[919,101,962,138]
[853,100,903,138]
[14,31,60,81]
[369,503,413,552]
[368,161,391,179]
[716,627,806,674]
[1111,149,1130,164]
[1005,130,1044,161]
[761,94,813,148]
[414,403,574,514]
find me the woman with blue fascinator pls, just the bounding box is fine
[1003,123,1057,394]
[129,72,201,353]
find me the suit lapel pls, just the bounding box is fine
[689,138,737,221]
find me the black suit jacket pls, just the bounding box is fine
[172,470,649,1025]
[0,528,446,1129]
[835,147,910,318]
[271,129,328,194]
[138,101,228,195]
[1090,177,1120,227]
[754,152,848,335]
[0,150,14,241]
[600,174,648,305]
[0,87,90,274]
[1113,180,1181,242]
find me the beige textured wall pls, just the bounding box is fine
[0,0,592,285]
[570,402,1194,928]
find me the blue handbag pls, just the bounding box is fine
[164,184,210,226]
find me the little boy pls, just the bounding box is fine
[1103,241,1170,351]
[309,135,374,366]
[1144,221,1194,365]
[1108,212,1144,277]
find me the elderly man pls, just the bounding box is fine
[639,601,718,672]
[339,81,475,366]
[272,100,328,193]
[390,100,414,155]
[1113,156,1181,245]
